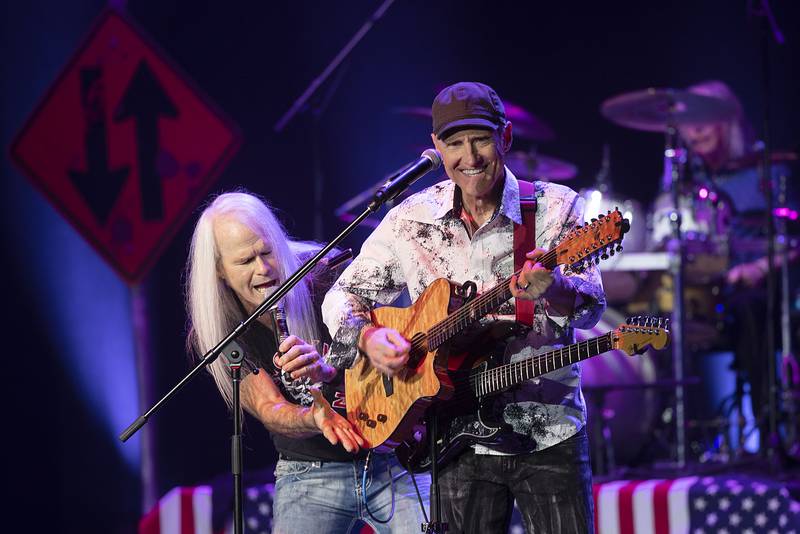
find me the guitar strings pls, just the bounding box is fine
[443,334,613,403]
[425,249,558,349]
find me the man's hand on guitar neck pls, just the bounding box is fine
[510,248,577,317]
[358,325,411,377]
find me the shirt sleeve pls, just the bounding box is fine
[541,188,607,332]
[321,209,408,370]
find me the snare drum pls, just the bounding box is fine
[580,188,646,302]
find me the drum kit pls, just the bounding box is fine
[339,89,797,473]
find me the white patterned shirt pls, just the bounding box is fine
[322,168,606,453]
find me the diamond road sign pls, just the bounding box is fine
[11,10,241,283]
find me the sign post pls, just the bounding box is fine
[11,9,241,511]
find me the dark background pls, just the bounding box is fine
[2,1,798,531]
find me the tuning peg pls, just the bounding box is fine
[608,248,615,257]
[591,218,598,223]
[598,213,605,219]
[616,244,623,252]
[626,316,632,325]
[594,256,601,265]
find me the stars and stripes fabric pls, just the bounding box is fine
[138,483,276,534]
[594,475,800,534]
[138,486,217,534]
[140,474,799,534]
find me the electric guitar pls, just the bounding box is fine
[345,209,630,450]
[395,316,671,472]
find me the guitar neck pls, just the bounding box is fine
[426,250,560,350]
[469,332,613,398]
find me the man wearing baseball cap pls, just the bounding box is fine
[323,82,605,533]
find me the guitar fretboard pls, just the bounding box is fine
[423,252,559,350]
[470,333,613,397]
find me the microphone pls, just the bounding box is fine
[370,149,442,208]
[269,303,313,391]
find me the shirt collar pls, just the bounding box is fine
[431,166,523,225]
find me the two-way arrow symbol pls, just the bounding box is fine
[114,59,179,221]
[68,66,130,224]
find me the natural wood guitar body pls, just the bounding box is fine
[344,278,456,449]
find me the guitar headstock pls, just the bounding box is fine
[611,316,670,355]
[553,209,630,273]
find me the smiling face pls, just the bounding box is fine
[432,124,511,202]
[213,214,279,314]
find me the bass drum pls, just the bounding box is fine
[577,307,660,469]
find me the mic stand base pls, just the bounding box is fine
[422,407,448,534]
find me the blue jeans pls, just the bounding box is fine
[273,453,430,534]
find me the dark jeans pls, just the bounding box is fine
[439,428,593,534]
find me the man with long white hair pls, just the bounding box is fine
[185,190,429,533]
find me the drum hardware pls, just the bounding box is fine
[577,308,662,474]
[504,150,577,181]
[582,377,701,475]
[580,144,648,302]
[601,87,737,469]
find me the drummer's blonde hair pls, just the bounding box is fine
[687,80,756,160]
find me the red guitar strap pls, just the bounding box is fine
[514,180,537,326]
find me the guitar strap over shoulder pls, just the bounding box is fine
[514,180,537,326]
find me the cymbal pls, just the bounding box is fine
[503,100,555,141]
[600,88,738,132]
[504,151,577,180]
[394,99,555,141]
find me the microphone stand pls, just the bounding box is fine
[119,172,426,533]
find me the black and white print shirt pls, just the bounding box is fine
[322,168,606,453]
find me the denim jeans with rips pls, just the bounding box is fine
[272,452,431,534]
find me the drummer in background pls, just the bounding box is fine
[678,79,798,454]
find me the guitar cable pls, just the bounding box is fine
[360,450,431,525]
[361,450,396,523]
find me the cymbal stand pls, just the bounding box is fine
[777,174,800,458]
[663,111,688,470]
